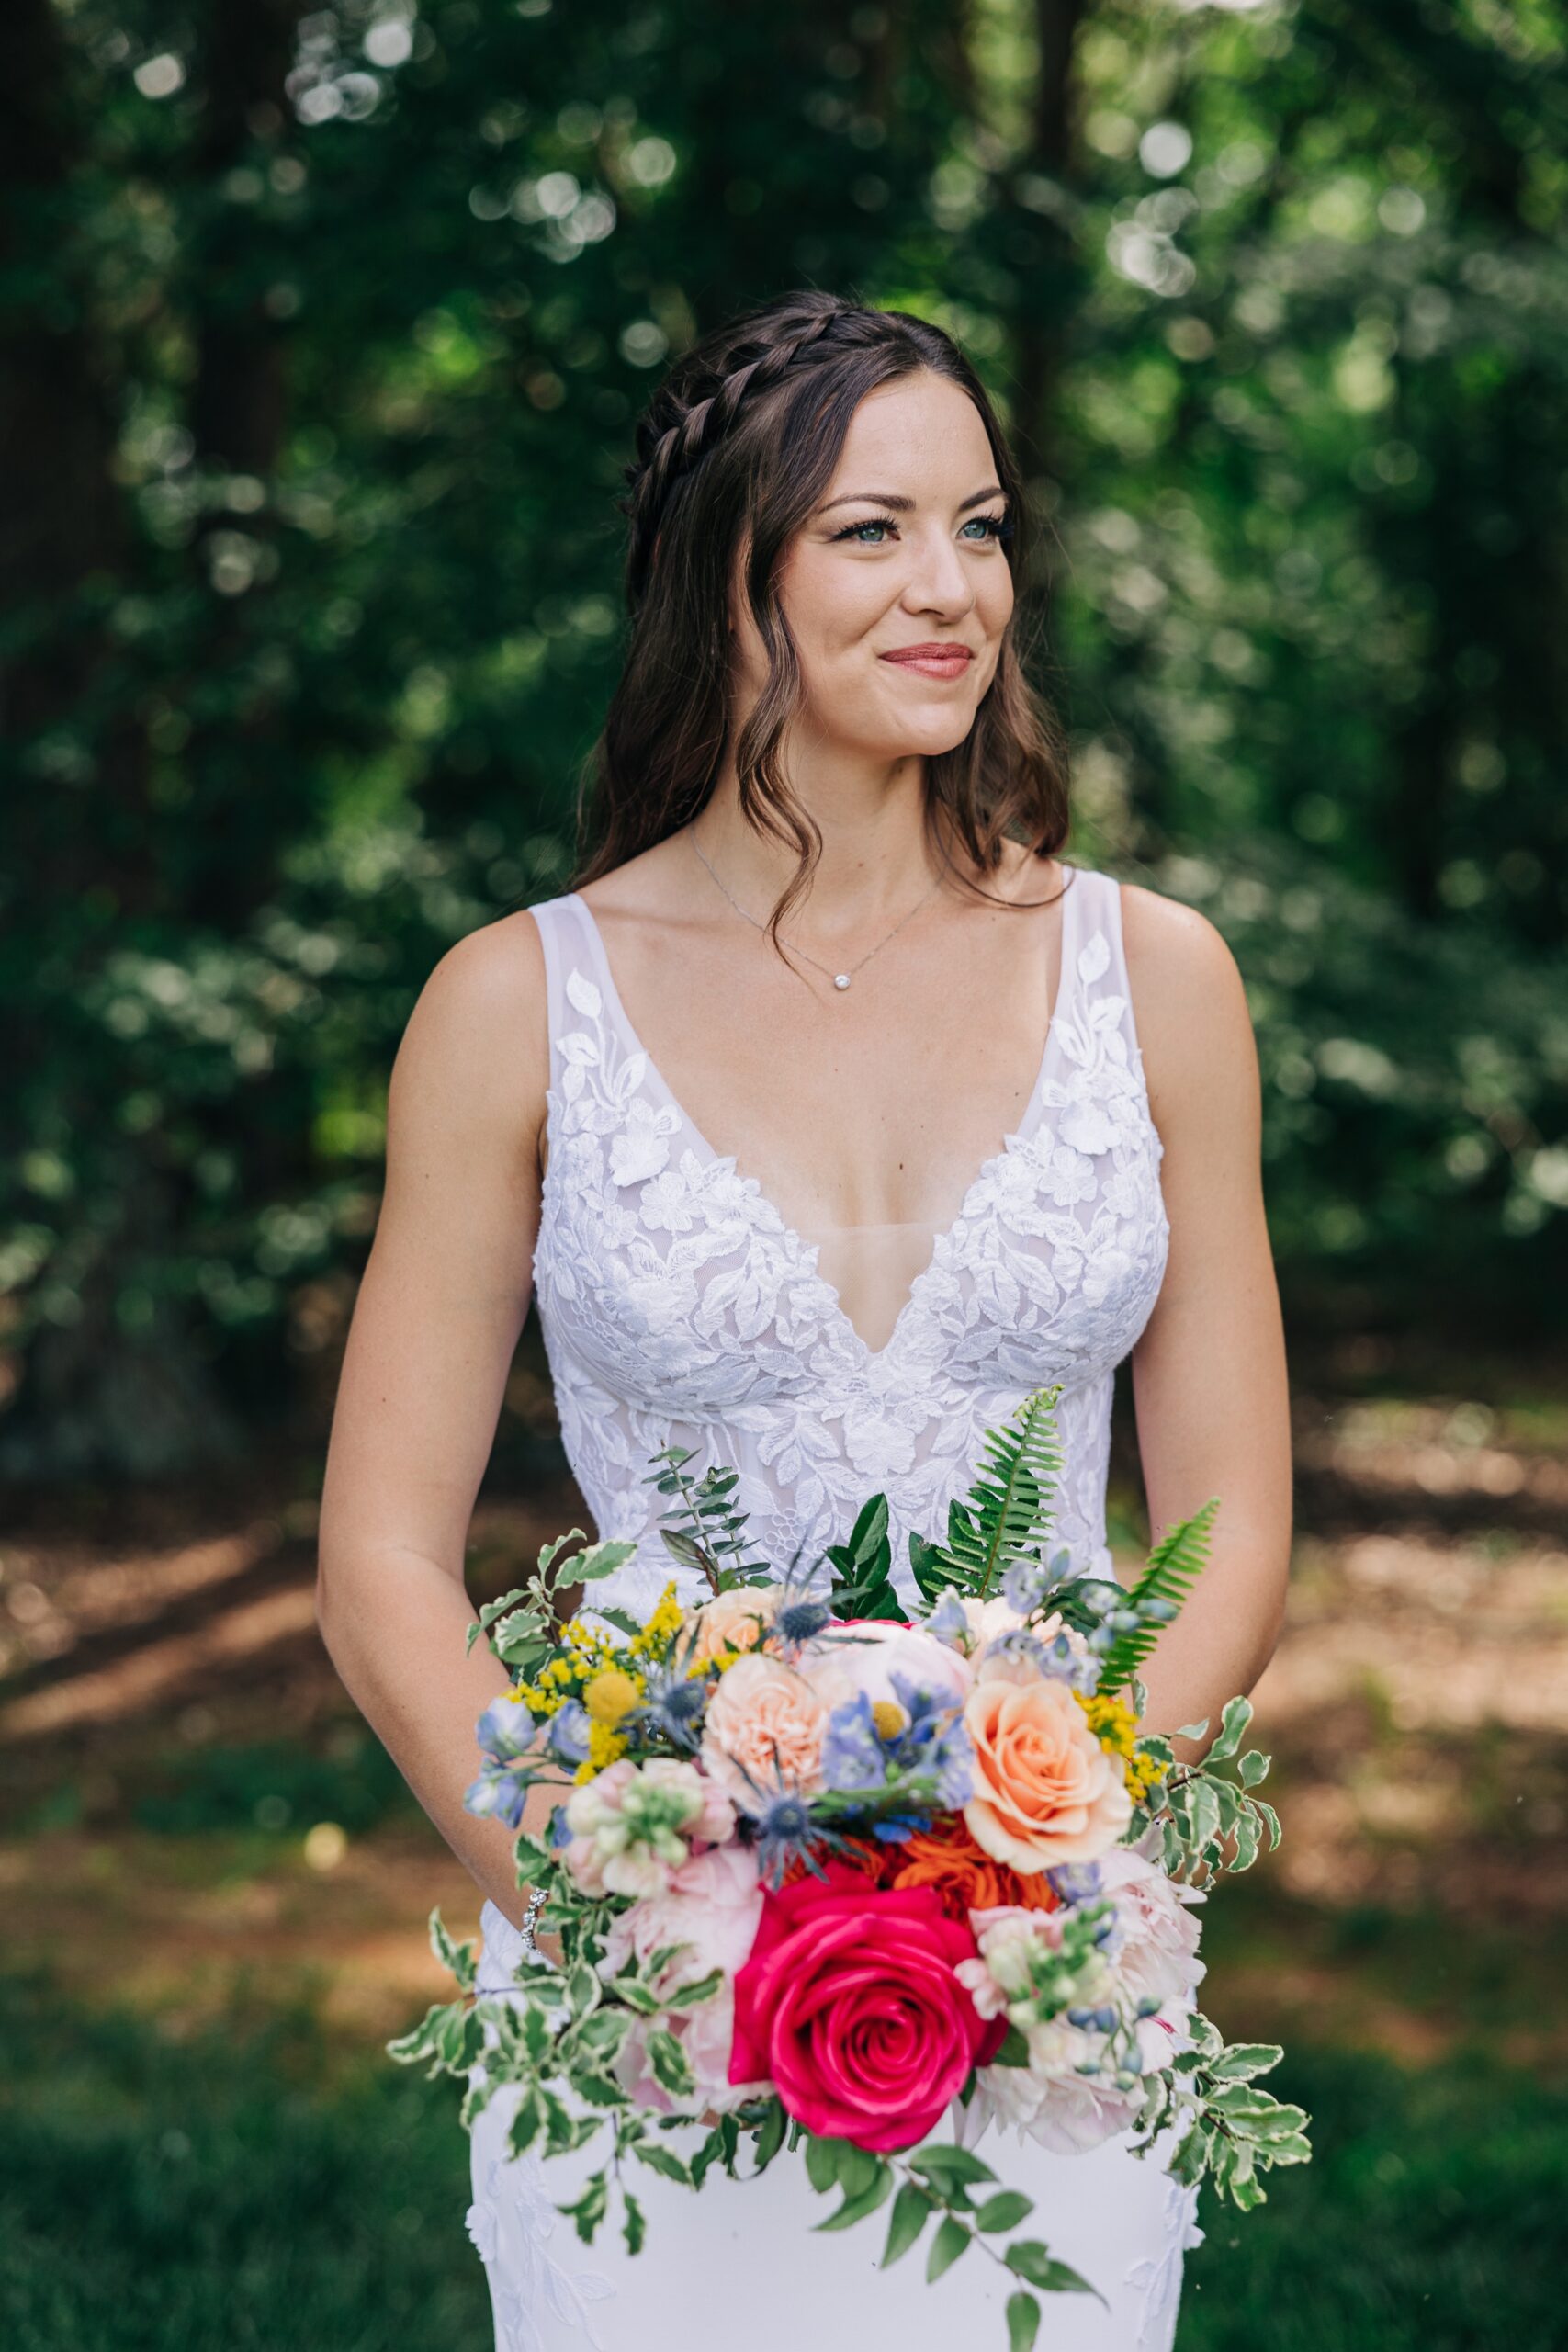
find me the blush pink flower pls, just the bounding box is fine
[683,1585,781,1667]
[699,1653,828,1809]
[600,1844,768,2114]
[963,1675,1132,1871]
[728,1864,1006,2152]
[560,1757,735,1899]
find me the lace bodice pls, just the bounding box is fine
[525,865,1169,1612]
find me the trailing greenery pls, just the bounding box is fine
[644,1444,771,1592]
[1133,1696,1284,1887]
[3,1970,1558,2352]
[464,1526,640,1667]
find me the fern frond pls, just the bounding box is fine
[911,1385,1064,1601]
[1096,1498,1219,1692]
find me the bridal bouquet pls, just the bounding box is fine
[393,1385,1309,2345]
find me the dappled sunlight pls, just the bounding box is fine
[4,1384,1562,2075]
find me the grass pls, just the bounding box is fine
[1,1975,1563,2351]
[1180,2047,1567,2351]
[0,1975,486,2351]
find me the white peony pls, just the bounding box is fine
[1099,1847,1206,2015]
[801,1618,972,1722]
[974,2031,1144,2154]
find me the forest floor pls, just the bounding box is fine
[2,1358,1565,2347]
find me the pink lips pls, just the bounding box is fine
[878,642,976,681]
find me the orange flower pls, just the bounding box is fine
[884,1815,1058,1922]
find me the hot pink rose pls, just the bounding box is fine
[728,1863,1006,2152]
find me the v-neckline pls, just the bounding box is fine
[563,867,1085,1371]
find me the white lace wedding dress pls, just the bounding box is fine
[466,864,1203,2351]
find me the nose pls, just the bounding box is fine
[900,524,976,622]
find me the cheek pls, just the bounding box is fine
[971,568,1015,694]
[781,552,893,669]
[977,564,1014,647]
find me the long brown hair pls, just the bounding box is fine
[572,290,1070,937]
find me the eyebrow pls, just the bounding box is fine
[816,486,1006,515]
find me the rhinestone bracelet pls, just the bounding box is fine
[517,1883,548,1962]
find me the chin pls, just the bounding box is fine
[896,715,981,760]
[829,707,982,764]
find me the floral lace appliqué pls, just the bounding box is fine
[525,868,1169,1617]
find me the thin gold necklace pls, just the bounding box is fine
[687,826,942,994]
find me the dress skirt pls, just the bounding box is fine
[465,1901,1203,2352]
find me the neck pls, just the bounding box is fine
[692,741,951,936]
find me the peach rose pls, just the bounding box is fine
[683,1585,781,1667]
[700,1653,828,1809]
[963,1677,1132,1871]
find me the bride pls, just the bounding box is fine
[317,290,1292,2351]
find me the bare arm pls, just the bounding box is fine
[315,911,555,1927]
[1121,885,1293,1753]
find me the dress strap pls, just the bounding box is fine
[525,891,599,1095]
[1068,865,1154,1088]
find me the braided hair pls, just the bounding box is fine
[622,298,891,610]
[575,290,1067,938]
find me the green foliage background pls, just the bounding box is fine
[4,0,1565,1477]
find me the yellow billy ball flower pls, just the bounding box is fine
[581,1722,629,1779]
[582,1668,641,1727]
[1076,1690,1139,1758]
[871,1699,908,1742]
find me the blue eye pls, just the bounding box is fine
[828,510,1013,546]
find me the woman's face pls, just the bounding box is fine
[735,369,1015,766]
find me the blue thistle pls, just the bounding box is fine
[747,1790,862,1888]
[635,1662,708,1748]
[774,1597,832,1647]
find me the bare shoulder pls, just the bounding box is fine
[388,907,550,1172]
[1118,877,1242,1004]
[1116,877,1256,1119]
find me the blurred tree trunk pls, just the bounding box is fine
[0,0,146,899]
[190,1,301,472]
[0,1,301,1479]
[1010,0,1089,500]
[180,0,305,934]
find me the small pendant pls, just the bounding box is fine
[833,973,851,991]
